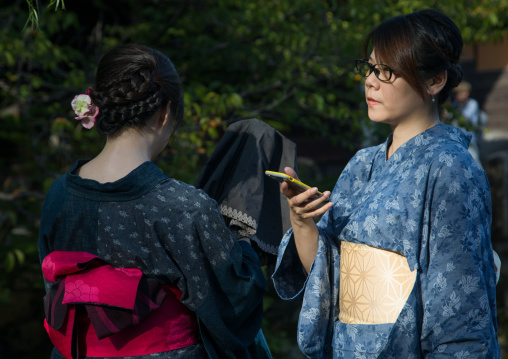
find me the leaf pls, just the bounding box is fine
[207,126,219,139]
[226,93,243,108]
[13,249,25,266]
[5,252,15,272]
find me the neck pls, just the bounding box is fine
[387,115,438,159]
[78,128,157,183]
[103,131,154,163]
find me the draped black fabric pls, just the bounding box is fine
[195,119,297,269]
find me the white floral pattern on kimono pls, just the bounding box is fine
[273,124,500,358]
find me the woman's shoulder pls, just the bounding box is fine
[44,173,68,202]
[423,126,489,188]
[425,125,476,161]
[154,178,217,207]
[427,123,471,148]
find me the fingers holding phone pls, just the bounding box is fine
[265,168,333,219]
[291,186,333,220]
[280,167,303,198]
[283,166,299,180]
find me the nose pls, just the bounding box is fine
[364,70,378,89]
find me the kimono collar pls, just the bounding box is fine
[64,160,168,202]
[384,123,472,157]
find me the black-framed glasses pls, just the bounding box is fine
[355,59,394,82]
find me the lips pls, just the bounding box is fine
[367,97,379,106]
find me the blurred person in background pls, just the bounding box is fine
[451,80,488,167]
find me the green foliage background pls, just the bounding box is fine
[1,0,508,357]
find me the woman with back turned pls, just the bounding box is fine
[272,9,500,358]
[38,44,271,359]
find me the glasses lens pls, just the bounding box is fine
[356,61,371,78]
[375,64,392,81]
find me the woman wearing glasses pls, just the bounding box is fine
[272,9,500,358]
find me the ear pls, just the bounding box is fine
[427,70,447,98]
[158,101,172,127]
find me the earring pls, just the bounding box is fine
[432,94,435,103]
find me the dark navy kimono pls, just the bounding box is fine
[39,160,268,359]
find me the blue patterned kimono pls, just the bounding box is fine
[272,124,500,358]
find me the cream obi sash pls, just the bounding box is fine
[338,241,416,324]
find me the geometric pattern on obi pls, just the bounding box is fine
[339,241,416,324]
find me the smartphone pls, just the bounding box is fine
[265,170,328,201]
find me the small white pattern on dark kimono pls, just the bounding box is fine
[97,178,236,311]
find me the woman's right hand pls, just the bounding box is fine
[280,167,332,272]
[280,167,333,224]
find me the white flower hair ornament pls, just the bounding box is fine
[71,87,99,129]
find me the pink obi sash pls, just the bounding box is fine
[42,251,199,358]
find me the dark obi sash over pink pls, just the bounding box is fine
[42,251,199,358]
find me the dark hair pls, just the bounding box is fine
[89,44,183,136]
[361,9,463,105]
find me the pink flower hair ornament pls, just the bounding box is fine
[71,87,99,129]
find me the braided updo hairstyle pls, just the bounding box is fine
[361,9,463,106]
[88,44,183,137]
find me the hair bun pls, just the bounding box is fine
[450,63,463,87]
[91,44,183,137]
[131,69,155,95]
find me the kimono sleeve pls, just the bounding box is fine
[419,157,501,357]
[271,228,309,300]
[180,193,267,358]
[295,230,340,359]
[272,208,340,359]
